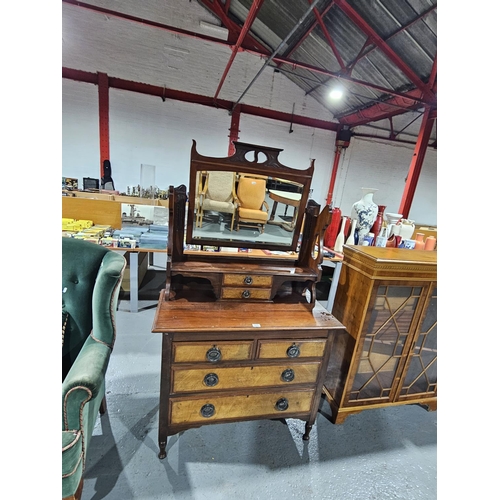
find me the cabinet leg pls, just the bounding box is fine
[158,440,167,459]
[303,423,312,441]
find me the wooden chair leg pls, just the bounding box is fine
[99,395,107,415]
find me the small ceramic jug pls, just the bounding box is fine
[398,219,415,240]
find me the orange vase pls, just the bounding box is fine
[424,235,437,251]
[414,232,425,250]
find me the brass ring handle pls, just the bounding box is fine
[203,373,219,387]
[206,346,222,362]
[286,344,300,358]
[275,398,289,411]
[200,403,215,418]
[242,290,251,299]
[244,276,253,285]
[281,369,295,382]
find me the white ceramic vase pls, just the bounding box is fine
[334,217,347,252]
[345,219,357,245]
[351,188,378,243]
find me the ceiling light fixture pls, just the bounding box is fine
[329,88,343,100]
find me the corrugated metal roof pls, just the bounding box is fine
[217,0,436,132]
[61,0,437,141]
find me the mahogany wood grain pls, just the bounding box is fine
[153,293,344,332]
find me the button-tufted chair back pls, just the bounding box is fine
[62,238,123,379]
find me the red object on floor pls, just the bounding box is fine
[324,207,342,248]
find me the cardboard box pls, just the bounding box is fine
[121,252,148,292]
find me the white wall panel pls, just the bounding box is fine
[62,80,100,185]
[332,137,437,226]
[108,89,233,191]
[239,114,335,205]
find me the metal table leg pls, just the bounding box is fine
[326,261,342,312]
[129,251,138,313]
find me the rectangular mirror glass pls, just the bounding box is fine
[186,141,314,251]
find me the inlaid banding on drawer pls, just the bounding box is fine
[170,390,314,424]
[172,363,321,392]
[257,339,327,359]
[223,274,272,287]
[221,287,271,300]
[173,341,253,363]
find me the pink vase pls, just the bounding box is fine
[414,233,425,250]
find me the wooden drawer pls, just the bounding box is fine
[223,274,272,287]
[257,339,326,359]
[221,287,272,300]
[172,362,320,393]
[170,389,314,425]
[173,341,253,363]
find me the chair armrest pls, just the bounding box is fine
[262,200,269,212]
[62,336,111,430]
[91,251,125,347]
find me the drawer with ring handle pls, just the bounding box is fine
[172,341,253,363]
[221,287,271,300]
[171,363,320,392]
[170,390,314,424]
[257,339,327,359]
[223,274,272,287]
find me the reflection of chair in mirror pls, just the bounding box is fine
[235,175,269,233]
[196,171,237,231]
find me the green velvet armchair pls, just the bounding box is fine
[62,238,126,500]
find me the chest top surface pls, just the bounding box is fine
[152,290,343,333]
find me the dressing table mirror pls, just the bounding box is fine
[186,140,312,250]
[165,140,332,307]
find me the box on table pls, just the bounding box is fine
[121,251,148,292]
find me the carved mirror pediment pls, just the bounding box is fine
[185,140,314,251]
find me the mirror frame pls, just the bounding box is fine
[186,140,314,251]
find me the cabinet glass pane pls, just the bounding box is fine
[401,286,437,396]
[348,286,422,402]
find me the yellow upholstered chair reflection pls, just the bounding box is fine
[236,175,269,233]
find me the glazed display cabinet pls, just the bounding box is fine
[323,245,437,424]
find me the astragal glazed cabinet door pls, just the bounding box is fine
[344,281,437,408]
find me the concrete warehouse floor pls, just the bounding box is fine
[79,291,437,500]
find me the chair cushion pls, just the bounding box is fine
[239,207,269,222]
[202,199,234,213]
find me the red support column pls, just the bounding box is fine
[326,145,343,206]
[228,105,241,155]
[398,107,435,218]
[98,72,110,177]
